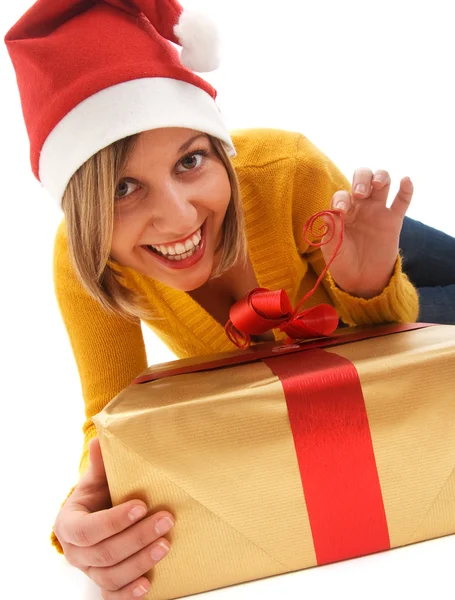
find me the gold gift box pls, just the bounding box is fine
[93,323,455,600]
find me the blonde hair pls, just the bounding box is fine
[61,134,247,320]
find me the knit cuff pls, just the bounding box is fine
[326,255,420,326]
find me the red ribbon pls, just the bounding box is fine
[263,350,390,564]
[226,210,344,348]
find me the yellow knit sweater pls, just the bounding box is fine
[51,129,418,552]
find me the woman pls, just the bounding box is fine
[5,1,453,598]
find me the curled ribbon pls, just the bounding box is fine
[225,210,344,349]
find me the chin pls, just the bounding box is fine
[146,260,213,291]
[173,271,212,292]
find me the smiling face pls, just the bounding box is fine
[110,128,232,291]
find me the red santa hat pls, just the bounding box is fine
[5,0,235,205]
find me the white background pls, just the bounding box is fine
[1,0,454,598]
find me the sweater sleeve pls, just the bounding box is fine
[50,220,148,553]
[291,134,419,325]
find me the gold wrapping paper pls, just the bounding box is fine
[93,324,455,600]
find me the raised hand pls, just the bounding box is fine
[321,168,413,298]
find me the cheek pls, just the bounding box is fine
[110,218,134,261]
[204,166,231,215]
[109,231,122,262]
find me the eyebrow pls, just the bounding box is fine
[178,133,208,154]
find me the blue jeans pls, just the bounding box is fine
[399,216,455,324]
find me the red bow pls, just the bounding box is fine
[225,210,343,349]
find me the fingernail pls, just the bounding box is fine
[336,201,347,211]
[355,183,366,195]
[373,176,390,186]
[133,584,148,597]
[151,541,170,561]
[128,506,147,522]
[155,516,174,535]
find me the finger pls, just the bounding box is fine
[371,169,391,190]
[390,177,413,218]
[330,189,351,213]
[326,190,357,226]
[352,167,373,198]
[322,190,351,231]
[82,512,175,568]
[86,437,107,483]
[69,438,111,514]
[321,190,350,250]
[89,538,170,592]
[73,438,107,498]
[369,169,391,204]
[59,500,149,548]
[101,577,150,600]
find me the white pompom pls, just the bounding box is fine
[174,10,220,73]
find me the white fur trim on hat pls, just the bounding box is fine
[39,78,235,205]
[174,10,220,73]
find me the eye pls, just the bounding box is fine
[115,179,139,199]
[176,150,207,173]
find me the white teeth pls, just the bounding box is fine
[148,226,203,260]
[148,245,197,261]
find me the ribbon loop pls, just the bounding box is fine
[280,305,340,339]
[225,209,344,349]
[229,288,291,335]
[233,288,294,328]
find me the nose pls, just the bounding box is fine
[150,181,198,236]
